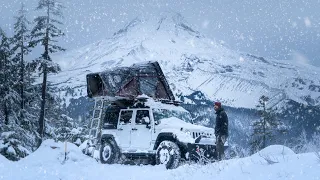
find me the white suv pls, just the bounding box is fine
[99,97,220,169]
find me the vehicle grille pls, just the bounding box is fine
[192,132,214,139]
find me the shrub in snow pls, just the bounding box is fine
[291,129,309,153]
[0,107,39,161]
[53,114,74,142]
[291,131,320,154]
[0,128,31,161]
[50,112,88,145]
[70,127,88,146]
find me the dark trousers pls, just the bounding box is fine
[216,135,227,161]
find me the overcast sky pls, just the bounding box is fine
[1,0,319,66]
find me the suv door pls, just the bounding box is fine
[117,110,134,149]
[131,109,152,149]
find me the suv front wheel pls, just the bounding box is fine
[156,140,181,169]
[100,138,120,164]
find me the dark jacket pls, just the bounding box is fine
[215,108,228,137]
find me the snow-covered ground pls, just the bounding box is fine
[1,140,319,180]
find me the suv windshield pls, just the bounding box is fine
[152,108,193,124]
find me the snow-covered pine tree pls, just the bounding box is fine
[29,0,65,143]
[43,85,68,139]
[11,3,31,117]
[54,114,73,142]
[0,28,32,161]
[0,28,17,125]
[10,5,41,159]
[250,95,280,153]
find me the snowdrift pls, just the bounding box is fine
[0,154,8,161]
[0,142,319,180]
[19,139,95,165]
[0,154,9,168]
[252,145,296,157]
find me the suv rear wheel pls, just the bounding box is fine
[100,138,120,164]
[156,140,181,169]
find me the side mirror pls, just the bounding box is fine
[154,120,160,125]
[143,117,150,124]
[143,117,151,129]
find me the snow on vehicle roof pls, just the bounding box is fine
[138,95,187,112]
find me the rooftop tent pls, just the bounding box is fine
[86,61,175,101]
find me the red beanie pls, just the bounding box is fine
[214,102,221,107]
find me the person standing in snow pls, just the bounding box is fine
[214,101,228,161]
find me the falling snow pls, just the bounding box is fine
[0,0,319,66]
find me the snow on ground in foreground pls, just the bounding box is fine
[1,140,320,180]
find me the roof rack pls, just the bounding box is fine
[93,95,181,109]
[157,99,181,106]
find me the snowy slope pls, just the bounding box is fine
[0,140,319,180]
[50,12,320,109]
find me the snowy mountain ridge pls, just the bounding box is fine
[51,12,320,109]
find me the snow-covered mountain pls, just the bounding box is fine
[51,12,320,109]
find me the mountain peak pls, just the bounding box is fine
[52,12,320,109]
[112,11,201,38]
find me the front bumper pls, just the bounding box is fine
[186,137,228,162]
[186,143,216,161]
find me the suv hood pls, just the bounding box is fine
[156,117,214,132]
[156,117,215,144]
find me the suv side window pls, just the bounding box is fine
[103,106,120,129]
[135,110,150,125]
[119,110,133,124]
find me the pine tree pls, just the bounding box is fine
[11,3,31,117]
[11,4,39,143]
[54,114,73,141]
[30,0,65,143]
[0,28,32,161]
[0,28,19,125]
[250,95,280,153]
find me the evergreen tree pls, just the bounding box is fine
[11,3,31,117]
[43,85,81,144]
[0,28,19,125]
[0,28,33,161]
[30,0,65,143]
[54,114,73,141]
[250,95,280,153]
[12,4,40,149]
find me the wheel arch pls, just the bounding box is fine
[100,134,116,143]
[153,132,188,156]
[99,134,120,164]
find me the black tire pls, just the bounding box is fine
[100,139,120,164]
[156,140,181,169]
